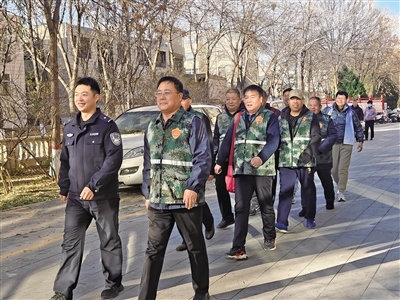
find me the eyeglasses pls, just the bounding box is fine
[155,91,181,98]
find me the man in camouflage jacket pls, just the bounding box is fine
[276,89,321,232]
[215,85,280,259]
[213,89,244,228]
[140,77,211,300]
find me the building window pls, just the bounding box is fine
[1,74,10,96]
[137,48,149,66]
[156,51,166,68]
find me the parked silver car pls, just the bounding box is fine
[115,104,222,186]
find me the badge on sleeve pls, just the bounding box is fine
[110,132,121,146]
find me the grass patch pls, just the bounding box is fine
[0,175,59,210]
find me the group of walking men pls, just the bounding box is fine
[50,76,364,300]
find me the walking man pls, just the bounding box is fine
[140,76,211,300]
[364,100,376,140]
[213,88,244,228]
[307,97,338,210]
[215,85,279,259]
[51,77,124,300]
[276,89,321,232]
[322,91,364,202]
[175,88,215,251]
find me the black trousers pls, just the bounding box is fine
[178,202,214,243]
[315,163,334,205]
[53,198,122,300]
[215,162,234,222]
[139,206,209,300]
[365,120,374,140]
[277,167,316,226]
[233,175,275,248]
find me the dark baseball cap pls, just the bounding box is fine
[182,88,191,100]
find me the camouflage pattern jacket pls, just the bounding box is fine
[141,107,211,207]
[213,102,244,162]
[278,106,321,168]
[217,106,280,176]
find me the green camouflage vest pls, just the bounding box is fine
[279,111,316,168]
[233,107,276,176]
[146,108,205,205]
[216,111,234,149]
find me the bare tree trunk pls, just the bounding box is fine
[42,0,62,179]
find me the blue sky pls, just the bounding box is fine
[374,0,400,15]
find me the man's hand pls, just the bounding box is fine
[80,187,94,200]
[250,156,263,168]
[357,142,363,152]
[59,195,68,202]
[207,175,214,181]
[145,199,149,209]
[214,164,222,174]
[183,189,198,210]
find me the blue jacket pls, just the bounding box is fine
[322,103,364,144]
[58,108,123,200]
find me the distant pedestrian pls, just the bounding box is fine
[322,91,364,202]
[276,89,321,232]
[352,99,364,122]
[213,88,244,228]
[140,76,211,300]
[364,100,377,141]
[215,85,280,259]
[175,88,215,252]
[307,97,338,210]
[51,77,124,300]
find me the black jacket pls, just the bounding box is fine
[58,108,123,200]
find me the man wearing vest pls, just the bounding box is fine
[175,88,215,251]
[276,89,321,232]
[322,91,364,202]
[307,97,338,210]
[213,88,244,228]
[215,85,279,259]
[140,77,211,300]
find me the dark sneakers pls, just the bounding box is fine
[176,242,187,251]
[50,293,66,300]
[225,247,248,260]
[101,284,124,299]
[205,225,215,240]
[263,239,276,251]
[217,219,234,229]
[326,202,334,210]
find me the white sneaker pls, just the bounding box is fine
[292,197,297,204]
[338,192,346,202]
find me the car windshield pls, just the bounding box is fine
[115,111,160,134]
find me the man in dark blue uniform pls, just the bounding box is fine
[51,77,124,300]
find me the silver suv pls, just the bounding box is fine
[115,104,221,186]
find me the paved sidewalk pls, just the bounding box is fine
[1,123,399,300]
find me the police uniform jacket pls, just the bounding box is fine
[58,108,123,201]
[141,107,211,209]
[278,106,321,168]
[216,106,280,176]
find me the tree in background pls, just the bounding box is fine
[338,65,367,98]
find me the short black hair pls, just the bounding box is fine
[336,90,349,99]
[309,96,321,103]
[157,76,183,93]
[243,85,264,97]
[225,88,241,98]
[75,77,100,95]
[367,100,373,104]
[283,88,292,95]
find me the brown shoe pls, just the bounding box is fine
[176,242,187,251]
